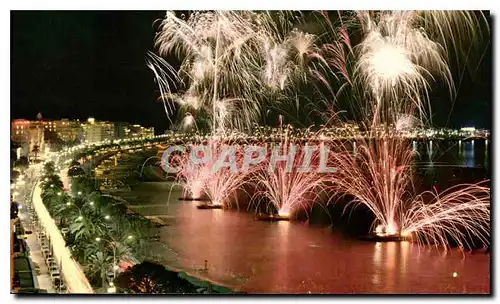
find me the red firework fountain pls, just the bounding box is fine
[251,121,331,221]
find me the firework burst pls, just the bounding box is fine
[149,10,490,248]
[354,11,453,128]
[320,10,491,248]
[150,11,265,133]
[150,11,346,131]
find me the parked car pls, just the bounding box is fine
[50,270,60,281]
[49,264,59,274]
[53,278,66,292]
[46,257,55,267]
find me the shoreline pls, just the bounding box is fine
[105,148,490,294]
[162,263,240,294]
[107,182,240,294]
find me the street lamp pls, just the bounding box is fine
[95,234,134,290]
[95,237,117,290]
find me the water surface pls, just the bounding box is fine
[114,140,490,294]
[122,182,490,294]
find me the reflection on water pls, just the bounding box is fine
[485,140,489,169]
[114,140,489,294]
[414,139,488,170]
[427,140,434,167]
[123,182,490,294]
[463,141,475,168]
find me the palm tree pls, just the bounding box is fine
[40,176,63,195]
[114,240,137,265]
[49,195,72,225]
[69,160,81,167]
[107,219,141,262]
[69,212,108,242]
[42,188,66,212]
[114,262,167,294]
[68,166,85,178]
[122,215,152,262]
[86,251,114,289]
[91,234,137,270]
[114,261,198,294]
[31,144,40,162]
[70,175,98,196]
[43,162,56,175]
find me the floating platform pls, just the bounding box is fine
[179,197,211,202]
[196,203,223,210]
[256,214,290,221]
[359,233,409,242]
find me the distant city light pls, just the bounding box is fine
[460,127,476,132]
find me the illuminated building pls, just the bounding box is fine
[42,119,82,143]
[41,119,83,151]
[127,124,155,138]
[82,117,115,143]
[460,127,476,133]
[58,119,83,142]
[11,119,31,144]
[12,117,155,153]
[11,119,44,159]
[114,122,130,139]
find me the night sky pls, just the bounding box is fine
[10,11,492,132]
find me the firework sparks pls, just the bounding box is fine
[354,11,453,128]
[151,11,263,133]
[171,138,255,207]
[320,10,490,248]
[402,182,490,248]
[249,122,330,218]
[150,11,343,132]
[326,134,490,248]
[149,10,490,249]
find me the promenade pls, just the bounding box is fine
[14,163,93,294]
[32,183,94,293]
[13,164,54,293]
